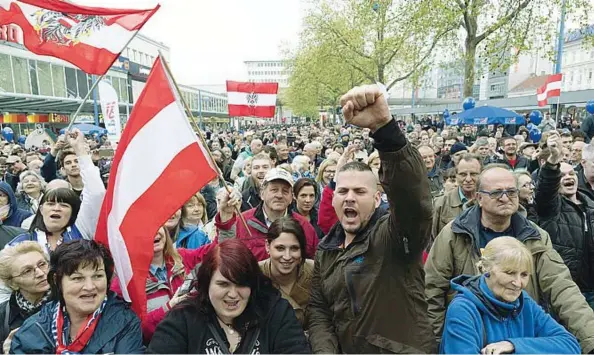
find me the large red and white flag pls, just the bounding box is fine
[226,81,278,118]
[0,0,159,75]
[537,74,563,107]
[95,56,217,318]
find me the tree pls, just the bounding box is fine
[450,0,591,97]
[285,0,458,116]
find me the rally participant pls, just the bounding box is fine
[290,178,323,239]
[307,84,435,353]
[535,135,594,308]
[231,139,263,182]
[491,136,531,170]
[431,154,481,239]
[425,165,594,353]
[0,242,50,352]
[215,168,318,261]
[259,217,313,326]
[0,182,31,228]
[8,130,105,253]
[441,237,580,354]
[315,159,337,194]
[241,153,272,212]
[10,240,144,354]
[418,145,443,198]
[148,239,310,354]
[15,171,45,215]
[174,193,210,249]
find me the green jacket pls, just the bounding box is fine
[431,187,464,240]
[425,205,594,353]
[307,141,435,354]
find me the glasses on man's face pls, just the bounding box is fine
[479,188,519,199]
[12,260,49,280]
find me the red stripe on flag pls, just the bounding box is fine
[226,81,279,95]
[545,73,563,85]
[228,104,276,118]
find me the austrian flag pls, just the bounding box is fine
[537,74,563,107]
[226,81,279,118]
[0,0,159,75]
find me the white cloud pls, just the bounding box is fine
[75,0,304,86]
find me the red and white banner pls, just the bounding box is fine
[537,73,563,107]
[0,0,159,75]
[98,80,121,143]
[95,56,217,318]
[226,81,278,118]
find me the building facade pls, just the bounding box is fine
[244,60,290,88]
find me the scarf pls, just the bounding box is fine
[52,296,108,354]
[15,290,50,315]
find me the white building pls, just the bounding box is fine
[244,60,290,88]
[562,26,594,92]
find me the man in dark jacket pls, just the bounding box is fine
[536,134,594,308]
[491,136,530,170]
[307,84,435,353]
[240,153,272,212]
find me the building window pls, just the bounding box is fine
[119,78,129,103]
[111,77,121,101]
[37,61,53,96]
[64,67,77,98]
[28,60,39,95]
[76,70,88,98]
[51,64,66,97]
[0,54,14,93]
[12,56,31,94]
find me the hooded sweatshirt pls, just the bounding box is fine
[0,182,31,227]
[441,274,580,354]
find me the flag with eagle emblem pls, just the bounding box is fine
[226,81,279,118]
[0,0,159,75]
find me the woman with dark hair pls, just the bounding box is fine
[259,217,313,326]
[147,239,310,354]
[10,240,144,354]
[291,178,323,239]
[8,130,105,253]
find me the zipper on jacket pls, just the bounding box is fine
[584,212,589,232]
[403,237,410,254]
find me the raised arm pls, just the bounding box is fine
[535,135,562,219]
[67,129,106,240]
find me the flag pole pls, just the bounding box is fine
[158,52,253,237]
[66,34,140,131]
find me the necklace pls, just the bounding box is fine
[217,317,236,334]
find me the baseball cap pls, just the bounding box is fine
[263,168,294,187]
[6,156,20,164]
[519,142,538,152]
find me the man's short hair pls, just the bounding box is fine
[338,161,372,174]
[455,153,482,171]
[251,153,272,165]
[57,149,77,169]
[476,164,513,191]
[499,136,516,146]
[582,144,594,162]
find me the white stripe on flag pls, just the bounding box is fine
[19,2,138,54]
[537,81,562,101]
[227,92,277,106]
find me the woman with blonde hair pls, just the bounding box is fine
[315,159,337,192]
[174,193,210,249]
[15,170,46,214]
[441,237,580,354]
[0,242,50,350]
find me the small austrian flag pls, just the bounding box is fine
[537,74,563,107]
[226,81,278,118]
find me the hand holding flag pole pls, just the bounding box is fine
[158,52,253,237]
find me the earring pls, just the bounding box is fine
[485,272,490,278]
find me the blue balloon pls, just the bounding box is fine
[526,123,535,131]
[443,109,450,118]
[529,128,542,143]
[2,127,14,143]
[529,110,542,126]
[462,97,476,111]
[587,101,594,115]
[17,135,26,145]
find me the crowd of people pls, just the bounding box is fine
[0,84,592,353]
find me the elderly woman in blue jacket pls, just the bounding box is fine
[441,237,580,355]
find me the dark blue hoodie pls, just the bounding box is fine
[441,274,580,354]
[0,182,31,227]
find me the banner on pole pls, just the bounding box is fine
[99,80,122,143]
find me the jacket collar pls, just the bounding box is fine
[318,208,383,251]
[451,205,541,255]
